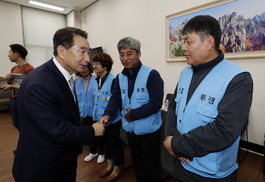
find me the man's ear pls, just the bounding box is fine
[138,50,141,58]
[57,45,66,59]
[14,52,20,58]
[207,35,215,51]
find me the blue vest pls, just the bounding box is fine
[92,73,121,126]
[75,75,95,118]
[175,59,246,178]
[119,65,162,135]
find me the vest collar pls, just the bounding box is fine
[192,50,224,73]
[121,60,142,78]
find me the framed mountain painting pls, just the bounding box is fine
[166,0,265,62]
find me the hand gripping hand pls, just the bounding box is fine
[92,122,105,136]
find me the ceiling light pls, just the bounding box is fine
[29,0,65,11]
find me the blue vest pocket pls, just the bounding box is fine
[187,153,217,175]
[133,114,156,135]
[196,104,218,125]
[135,93,149,107]
[174,95,181,115]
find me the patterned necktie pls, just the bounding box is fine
[69,76,76,102]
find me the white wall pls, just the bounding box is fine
[67,11,81,28]
[81,0,265,146]
[0,2,66,71]
[22,7,66,68]
[0,1,24,77]
[67,11,75,27]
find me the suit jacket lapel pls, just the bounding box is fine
[47,60,79,114]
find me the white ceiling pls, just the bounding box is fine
[1,0,97,14]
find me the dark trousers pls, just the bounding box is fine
[86,119,104,155]
[173,158,237,182]
[89,135,105,155]
[127,127,161,182]
[104,121,124,167]
[11,97,19,130]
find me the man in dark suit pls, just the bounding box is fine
[12,27,105,182]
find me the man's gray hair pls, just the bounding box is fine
[117,37,141,53]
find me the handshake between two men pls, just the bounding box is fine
[91,115,110,137]
[92,108,133,136]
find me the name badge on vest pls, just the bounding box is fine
[200,94,216,105]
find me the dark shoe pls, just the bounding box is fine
[106,169,123,182]
[99,166,114,178]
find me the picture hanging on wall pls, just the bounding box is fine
[166,0,265,62]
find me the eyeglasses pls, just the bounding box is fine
[92,62,101,66]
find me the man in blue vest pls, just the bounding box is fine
[163,15,253,182]
[99,37,164,182]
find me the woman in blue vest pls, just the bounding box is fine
[82,63,105,163]
[90,53,123,181]
[75,63,95,126]
[75,63,103,163]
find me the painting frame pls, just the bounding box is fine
[166,0,265,62]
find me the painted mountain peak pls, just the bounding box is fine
[169,12,265,58]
